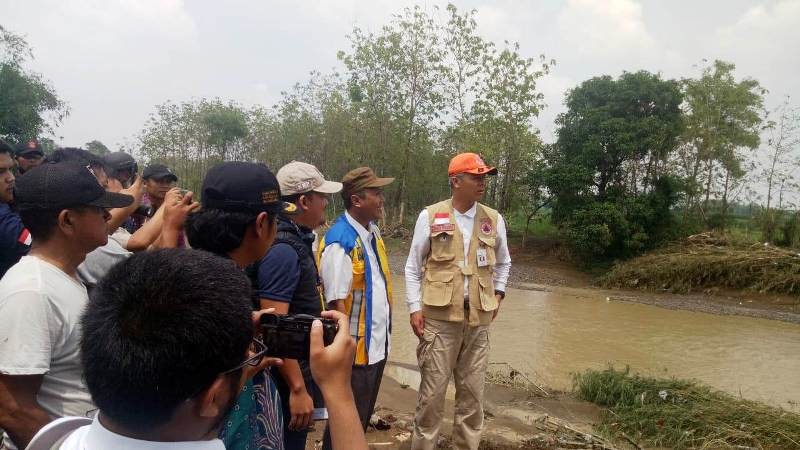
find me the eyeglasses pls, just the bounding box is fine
[221,338,268,375]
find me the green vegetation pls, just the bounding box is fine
[601,232,800,295]
[574,367,800,449]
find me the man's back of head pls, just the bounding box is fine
[81,249,254,438]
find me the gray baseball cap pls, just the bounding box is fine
[277,161,342,196]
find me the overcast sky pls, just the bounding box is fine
[1,0,798,151]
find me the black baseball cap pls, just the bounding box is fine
[14,140,44,157]
[142,164,178,181]
[201,162,297,215]
[104,152,137,172]
[15,162,134,210]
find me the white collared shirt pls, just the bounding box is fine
[404,203,511,314]
[59,415,226,449]
[320,212,391,364]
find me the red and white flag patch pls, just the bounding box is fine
[433,212,450,225]
[18,228,32,246]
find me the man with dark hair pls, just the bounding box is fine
[128,164,178,233]
[0,162,133,449]
[53,249,367,450]
[0,140,30,279]
[185,161,295,450]
[255,161,342,450]
[405,153,511,450]
[318,167,394,449]
[103,151,138,188]
[13,140,44,175]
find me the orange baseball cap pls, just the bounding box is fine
[448,152,498,177]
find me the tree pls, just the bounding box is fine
[679,60,765,224]
[546,71,684,260]
[0,25,68,142]
[85,140,110,156]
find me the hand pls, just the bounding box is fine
[240,309,283,385]
[163,188,199,230]
[288,388,314,431]
[492,295,503,321]
[120,173,144,205]
[309,310,355,395]
[410,311,425,338]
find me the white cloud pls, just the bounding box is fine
[557,0,655,59]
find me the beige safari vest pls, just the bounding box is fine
[421,199,499,326]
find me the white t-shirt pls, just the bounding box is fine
[320,212,390,365]
[0,255,95,446]
[59,416,225,450]
[77,238,132,286]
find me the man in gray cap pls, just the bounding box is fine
[254,161,342,450]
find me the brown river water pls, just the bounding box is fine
[388,276,800,411]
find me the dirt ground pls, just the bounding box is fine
[307,364,616,450]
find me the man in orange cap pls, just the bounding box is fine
[404,152,511,450]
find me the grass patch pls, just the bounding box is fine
[601,232,800,295]
[574,367,800,449]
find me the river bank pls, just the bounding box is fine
[385,236,800,325]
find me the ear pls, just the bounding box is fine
[58,209,76,235]
[196,375,235,419]
[255,212,276,237]
[298,194,310,211]
[350,193,362,208]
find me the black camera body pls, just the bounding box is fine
[260,313,338,360]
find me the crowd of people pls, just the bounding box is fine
[0,137,510,450]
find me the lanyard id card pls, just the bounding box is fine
[477,248,489,267]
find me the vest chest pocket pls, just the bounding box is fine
[422,271,455,307]
[476,235,497,266]
[478,276,498,311]
[429,231,456,262]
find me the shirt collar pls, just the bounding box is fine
[453,202,477,219]
[344,211,373,243]
[85,416,225,450]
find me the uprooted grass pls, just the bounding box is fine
[573,367,800,449]
[601,233,800,295]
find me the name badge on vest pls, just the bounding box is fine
[477,248,489,267]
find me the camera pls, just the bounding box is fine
[260,313,338,360]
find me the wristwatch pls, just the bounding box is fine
[494,290,505,300]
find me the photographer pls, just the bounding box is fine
[53,249,367,450]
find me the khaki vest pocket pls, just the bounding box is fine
[422,271,455,307]
[429,230,456,261]
[477,235,497,266]
[478,276,498,311]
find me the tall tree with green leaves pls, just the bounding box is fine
[339,6,446,224]
[0,25,68,142]
[680,60,765,223]
[85,140,109,156]
[547,71,684,260]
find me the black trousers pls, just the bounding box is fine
[321,358,387,449]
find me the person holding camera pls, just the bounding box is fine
[405,153,511,450]
[254,161,342,450]
[318,167,394,449]
[41,249,367,450]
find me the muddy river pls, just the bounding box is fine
[388,276,800,411]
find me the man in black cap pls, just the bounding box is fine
[0,162,133,449]
[129,163,178,233]
[0,140,29,279]
[103,151,138,188]
[13,140,44,175]
[185,161,295,450]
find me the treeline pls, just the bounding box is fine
[128,5,553,226]
[3,6,799,263]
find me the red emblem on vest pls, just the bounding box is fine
[480,218,492,235]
